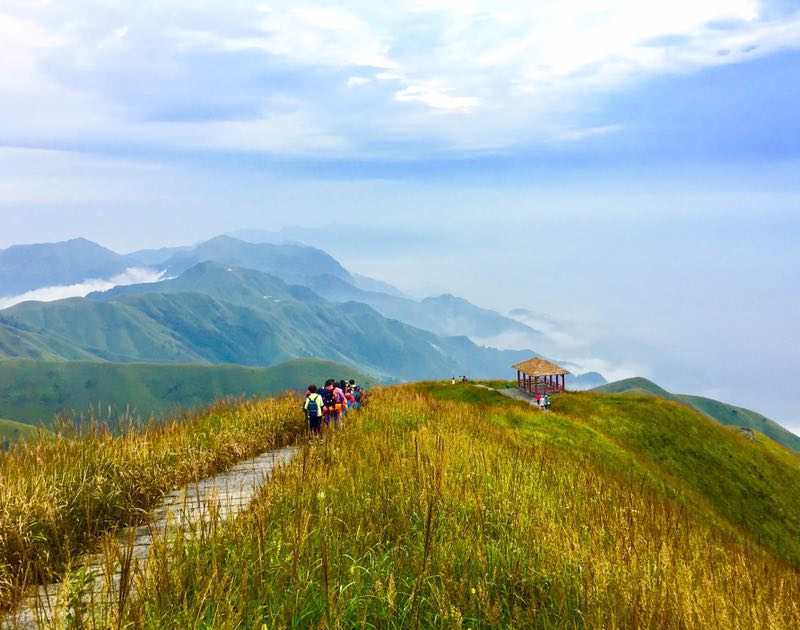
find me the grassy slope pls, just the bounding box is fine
[422,383,800,564]
[593,376,800,453]
[110,384,800,629]
[0,358,370,428]
[0,418,42,443]
[0,395,305,612]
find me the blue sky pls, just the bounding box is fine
[1,1,799,429]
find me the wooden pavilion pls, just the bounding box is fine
[513,358,570,396]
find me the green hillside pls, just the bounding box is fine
[100,384,800,628]
[593,377,800,453]
[0,262,530,380]
[0,358,369,428]
[0,417,42,443]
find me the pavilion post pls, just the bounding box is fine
[517,370,521,388]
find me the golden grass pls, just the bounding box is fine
[0,395,305,612]
[104,386,800,629]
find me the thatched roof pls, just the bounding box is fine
[512,357,571,377]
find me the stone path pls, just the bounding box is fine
[3,445,298,629]
[473,383,549,409]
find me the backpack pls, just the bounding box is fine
[321,388,336,408]
[306,395,320,417]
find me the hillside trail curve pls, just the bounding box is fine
[472,383,549,409]
[3,445,298,629]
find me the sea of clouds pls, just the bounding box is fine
[0,268,166,310]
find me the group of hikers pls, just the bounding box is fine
[536,393,551,410]
[303,379,366,435]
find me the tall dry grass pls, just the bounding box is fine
[108,386,800,629]
[0,395,304,612]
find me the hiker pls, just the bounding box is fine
[331,379,347,426]
[321,379,339,426]
[304,385,324,436]
[356,385,368,407]
[451,376,456,385]
[535,393,541,406]
[340,379,355,416]
[544,394,551,410]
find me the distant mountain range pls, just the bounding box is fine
[0,238,137,296]
[0,236,588,387]
[593,377,800,453]
[0,260,536,381]
[2,235,798,453]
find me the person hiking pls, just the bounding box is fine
[544,394,551,410]
[321,380,339,426]
[304,385,324,436]
[338,379,352,417]
[333,380,347,424]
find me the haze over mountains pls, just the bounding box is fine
[2,233,798,452]
[0,236,604,386]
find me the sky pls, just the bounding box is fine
[1,1,799,429]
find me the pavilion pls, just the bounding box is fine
[512,358,570,396]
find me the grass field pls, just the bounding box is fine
[593,377,800,453]
[75,383,800,629]
[0,395,306,612]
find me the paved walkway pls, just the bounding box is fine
[4,446,298,629]
[473,384,549,409]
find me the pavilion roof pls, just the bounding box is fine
[512,357,571,377]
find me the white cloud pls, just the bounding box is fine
[1,1,799,156]
[216,4,396,69]
[347,76,371,88]
[561,357,645,384]
[395,82,479,112]
[0,268,166,310]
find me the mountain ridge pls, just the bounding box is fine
[0,238,144,297]
[0,262,535,381]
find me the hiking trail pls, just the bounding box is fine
[4,446,297,629]
[473,383,548,409]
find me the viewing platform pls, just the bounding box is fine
[512,357,571,396]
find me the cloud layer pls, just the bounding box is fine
[1,1,799,158]
[0,268,166,310]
